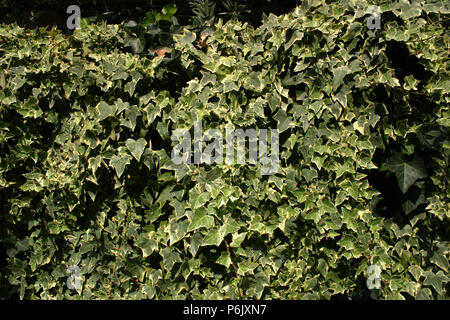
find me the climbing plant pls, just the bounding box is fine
[0,0,448,300]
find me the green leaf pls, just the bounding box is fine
[402,186,426,215]
[386,153,427,193]
[222,78,239,93]
[161,4,177,19]
[97,101,118,121]
[189,232,203,257]
[230,232,246,248]
[333,66,351,91]
[176,29,196,46]
[126,138,147,162]
[126,262,146,282]
[430,243,449,272]
[423,270,448,295]
[110,155,130,178]
[121,105,140,130]
[219,216,242,236]
[47,222,61,235]
[216,252,231,268]
[339,235,355,250]
[141,13,156,26]
[18,97,42,118]
[156,185,175,207]
[136,233,158,258]
[244,72,265,92]
[160,247,181,270]
[404,75,419,90]
[274,109,294,133]
[317,258,328,276]
[112,71,129,81]
[408,265,423,282]
[124,35,145,54]
[188,208,215,232]
[203,228,223,246]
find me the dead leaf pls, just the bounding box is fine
[199,33,209,48]
[155,48,172,57]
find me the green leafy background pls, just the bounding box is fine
[0,0,448,299]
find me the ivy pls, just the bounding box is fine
[0,0,449,300]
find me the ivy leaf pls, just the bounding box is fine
[219,216,242,236]
[338,235,355,250]
[136,233,158,258]
[402,186,426,215]
[47,222,61,235]
[110,155,130,178]
[203,228,223,246]
[332,66,351,91]
[230,232,246,248]
[121,105,140,130]
[124,35,145,54]
[317,258,328,277]
[408,265,423,282]
[156,185,175,207]
[97,101,118,121]
[423,270,448,295]
[222,78,239,93]
[176,29,196,45]
[160,247,181,270]
[430,243,449,272]
[273,109,294,133]
[216,252,231,268]
[188,208,215,232]
[112,71,129,81]
[189,232,203,257]
[244,72,265,92]
[386,153,427,193]
[126,138,147,162]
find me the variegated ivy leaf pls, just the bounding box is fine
[126,138,147,162]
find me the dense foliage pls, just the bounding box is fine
[0,0,449,299]
[0,0,299,29]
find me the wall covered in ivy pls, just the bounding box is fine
[0,0,448,299]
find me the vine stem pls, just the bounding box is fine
[108,220,128,297]
[224,239,242,298]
